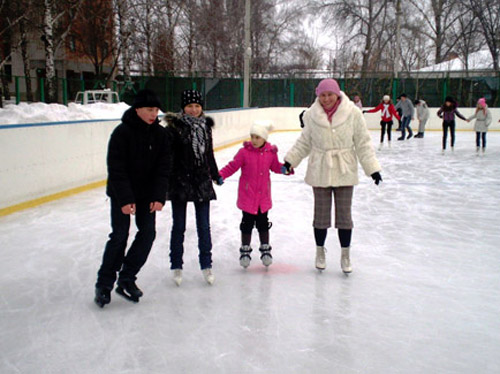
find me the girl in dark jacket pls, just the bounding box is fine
[437,96,466,153]
[162,90,222,286]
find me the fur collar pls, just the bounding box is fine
[307,91,357,129]
[161,112,214,128]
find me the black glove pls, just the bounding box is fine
[371,172,382,185]
[362,110,367,114]
[283,161,292,175]
[299,110,305,128]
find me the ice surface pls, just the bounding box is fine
[1,131,500,374]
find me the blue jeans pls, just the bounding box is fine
[96,199,156,289]
[170,200,212,270]
[401,116,413,139]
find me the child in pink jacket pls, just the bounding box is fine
[219,121,290,268]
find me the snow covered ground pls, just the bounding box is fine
[1,130,500,374]
[0,102,129,125]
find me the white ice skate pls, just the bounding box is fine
[202,268,215,285]
[239,245,252,268]
[315,246,326,270]
[173,269,182,286]
[341,247,352,274]
[259,244,273,267]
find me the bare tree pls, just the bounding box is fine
[70,0,115,80]
[408,0,469,64]
[40,0,84,102]
[316,0,391,76]
[467,0,500,71]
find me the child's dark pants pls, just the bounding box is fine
[96,199,156,290]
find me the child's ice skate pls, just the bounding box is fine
[116,280,143,303]
[259,244,273,267]
[94,286,111,308]
[172,269,182,286]
[239,245,252,268]
[202,268,215,285]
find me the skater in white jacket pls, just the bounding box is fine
[467,97,492,154]
[283,79,382,274]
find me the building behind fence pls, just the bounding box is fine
[1,70,499,110]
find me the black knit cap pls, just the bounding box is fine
[181,89,204,109]
[132,89,162,110]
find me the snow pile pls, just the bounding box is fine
[417,49,493,72]
[0,102,130,125]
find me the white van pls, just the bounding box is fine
[75,90,119,105]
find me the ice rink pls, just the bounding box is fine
[1,130,500,374]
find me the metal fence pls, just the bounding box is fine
[1,70,499,110]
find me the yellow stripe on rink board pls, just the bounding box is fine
[2,126,498,216]
[0,180,107,217]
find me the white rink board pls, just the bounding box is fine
[1,107,499,209]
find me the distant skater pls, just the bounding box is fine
[395,93,414,140]
[437,96,466,153]
[414,99,429,138]
[363,95,401,148]
[219,121,291,268]
[467,98,492,155]
[163,90,222,286]
[283,79,382,274]
[94,89,169,308]
[353,95,363,109]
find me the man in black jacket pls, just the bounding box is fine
[95,89,169,307]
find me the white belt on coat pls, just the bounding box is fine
[313,147,351,174]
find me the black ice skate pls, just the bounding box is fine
[259,244,273,267]
[94,287,111,308]
[116,280,143,303]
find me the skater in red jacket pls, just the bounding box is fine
[363,95,401,148]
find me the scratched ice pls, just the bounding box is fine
[1,131,499,374]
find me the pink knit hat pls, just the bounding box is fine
[477,98,486,107]
[315,79,341,97]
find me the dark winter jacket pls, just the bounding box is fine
[437,104,466,122]
[106,108,170,207]
[162,112,220,202]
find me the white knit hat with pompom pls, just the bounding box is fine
[250,120,273,140]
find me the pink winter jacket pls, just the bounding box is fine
[219,141,284,215]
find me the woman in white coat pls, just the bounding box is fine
[467,98,492,154]
[283,79,382,273]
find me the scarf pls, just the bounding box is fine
[381,103,390,118]
[323,98,341,122]
[181,113,207,166]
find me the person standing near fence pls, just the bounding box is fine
[282,78,382,274]
[437,96,466,154]
[363,95,400,149]
[467,98,492,155]
[414,99,430,138]
[395,93,414,140]
[353,95,363,109]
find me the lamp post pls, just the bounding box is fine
[243,0,251,107]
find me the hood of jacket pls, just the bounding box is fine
[243,141,278,154]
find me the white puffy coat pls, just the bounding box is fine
[285,92,381,188]
[468,107,492,133]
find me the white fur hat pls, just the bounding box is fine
[383,95,390,102]
[250,120,273,140]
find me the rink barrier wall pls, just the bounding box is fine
[1,107,499,216]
